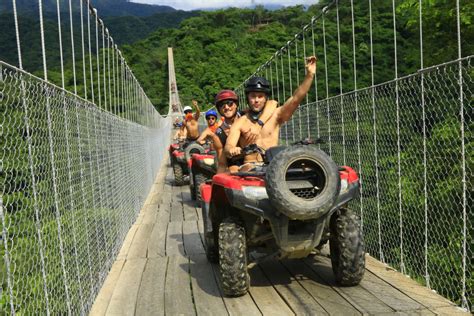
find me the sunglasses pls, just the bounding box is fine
[217,100,236,108]
[184,110,192,114]
[207,117,216,121]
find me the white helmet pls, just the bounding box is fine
[183,106,192,113]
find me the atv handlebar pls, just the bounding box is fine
[228,144,266,164]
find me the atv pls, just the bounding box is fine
[169,140,206,186]
[189,151,217,201]
[200,142,365,296]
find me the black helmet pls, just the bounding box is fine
[244,76,271,95]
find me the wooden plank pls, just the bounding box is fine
[189,254,228,316]
[141,203,159,225]
[127,224,154,259]
[359,270,429,313]
[148,209,169,258]
[259,260,328,315]
[183,221,205,255]
[166,221,185,257]
[136,257,168,316]
[208,265,261,316]
[365,256,465,313]
[89,259,125,316]
[248,266,294,315]
[281,259,361,315]
[165,255,196,315]
[183,203,198,221]
[181,189,193,203]
[304,256,394,314]
[116,224,138,260]
[197,219,204,244]
[170,201,184,222]
[106,258,147,315]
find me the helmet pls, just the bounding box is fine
[215,90,238,105]
[183,106,192,113]
[244,76,271,95]
[205,109,218,119]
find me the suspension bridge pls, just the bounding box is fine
[1,0,471,315]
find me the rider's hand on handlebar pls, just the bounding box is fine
[227,147,242,158]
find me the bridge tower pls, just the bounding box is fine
[168,47,183,118]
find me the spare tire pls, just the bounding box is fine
[265,145,340,220]
[185,143,205,162]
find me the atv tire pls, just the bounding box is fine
[218,219,249,296]
[265,145,340,220]
[185,143,206,162]
[202,202,218,263]
[194,172,207,202]
[173,162,185,186]
[329,208,365,286]
[189,174,196,200]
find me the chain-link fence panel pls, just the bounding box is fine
[1,62,170,314]
[279,56,473,310]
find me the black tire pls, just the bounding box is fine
[173,161,185,186]
[194,172,208,202]
[329,208,365,286]
[218,219,249,296]
[202,201,218,263]
[185,143,205,162]
[190,175,196,200]
[265,145,340,220]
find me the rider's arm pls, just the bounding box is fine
[192,99,201,120]
[216,150,228,173]
[196,127,211,144]
[277,56,317,124]
[224,118,244,158]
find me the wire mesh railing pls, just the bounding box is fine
[235,0,472,311]
[1,0,170,314]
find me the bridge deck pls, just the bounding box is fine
[90,160,465,316]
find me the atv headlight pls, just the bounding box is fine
[340,178,348,193]
[242,186,268,200]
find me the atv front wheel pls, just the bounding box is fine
[189,173,196,200]
[202,201,218,263]
[218,219,249,296]
[329,208,365,286]
[173,162,185,186]
[194,172,207,202]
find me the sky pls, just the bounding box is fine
[131,0,316,11]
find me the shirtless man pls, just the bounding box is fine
[183,100,201,141]
[198,89,277,172]
[224,56,317,165]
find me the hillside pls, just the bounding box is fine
[0,0,175,18]
[121,1,473,113]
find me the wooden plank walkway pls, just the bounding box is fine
[90,158,467,316]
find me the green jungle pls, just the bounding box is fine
[1,0,472,313]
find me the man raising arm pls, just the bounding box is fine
[224,56,317,164]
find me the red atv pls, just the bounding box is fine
[169,141,206,186]
[200,143,365,296]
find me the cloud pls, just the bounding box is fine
[131,0,315,11]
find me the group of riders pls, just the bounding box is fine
[173,55,317,173]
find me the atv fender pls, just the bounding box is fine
[201,184,212,203]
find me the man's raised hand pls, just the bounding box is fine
[306,56,317,76]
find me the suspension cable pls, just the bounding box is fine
[336,0,346,165]
[392,0,404,273]
[322,9,331,155]
[350,0,363,233]
[456,0,468,311]
[369,0,382,261]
